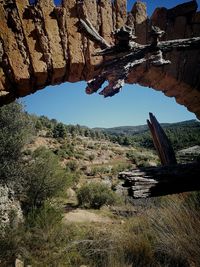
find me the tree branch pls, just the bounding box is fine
[79,18,200,97]
[147,113,177,165]
[79,18,110,49]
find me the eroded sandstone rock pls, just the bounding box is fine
[0,0,199,119]
[114,0,127,28]
[99,0,113,43]
[0,2,31,96]
[38,0,66,84]
[79,0,102,80]
[63,0,85,82]
[16,0,48,88]
[131,1,147,44]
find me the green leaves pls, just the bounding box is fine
[23,147,68,210]
[0,102,33,183]
[77,183,117,209]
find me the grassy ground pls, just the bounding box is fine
[62,193,200,267]
[2,131,199,267]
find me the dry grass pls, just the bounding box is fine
[2,193,199,266]
[65,193,200,267]
[149,193,200,266]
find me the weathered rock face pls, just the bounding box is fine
[0,0,200,118]
[0,184,23,228]
[129,0,200,118]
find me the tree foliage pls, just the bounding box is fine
[23,147,68,211]
[77,183,117,209]
[108,120,200,151]
[53,122,66,138]
[0,204,69,267]
[0,102,33,183]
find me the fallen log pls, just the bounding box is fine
[119,162,200,198]
[147,113,177,165]
[117,114,200,199]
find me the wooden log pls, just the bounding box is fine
[147,113,177,165]
[79,18,110,49]
[118,162,200,198]
[80,17,200,97]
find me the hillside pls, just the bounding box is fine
[96,120,200,151]
[94,125,149,135]
[31,115,200,162]
[28,115,160,182]
[95,119,199,135]
[1,103,200,267]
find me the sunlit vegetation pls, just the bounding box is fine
[104,120,200,151]
[0,102,200,266]
[77,183,118,209]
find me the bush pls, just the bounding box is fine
[90,166,110,176]
[66,160,79,172]
[53,143,75,159]
[77,183,117,209]
[52,122,66,138]
[126,150,158,167]
[110,163,132,175]
[22,147,69,211]
[0,102,33,183]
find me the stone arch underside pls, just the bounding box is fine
[0,0,200,118]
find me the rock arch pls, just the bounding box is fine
[0,0,200,118]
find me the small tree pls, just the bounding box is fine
[53,122,66,138]
[0,102,33,184]
[23,147,68,211]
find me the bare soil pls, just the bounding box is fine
[63,209,112,224]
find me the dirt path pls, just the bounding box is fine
[63,209,112,223]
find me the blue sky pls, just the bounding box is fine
[24,0,199,128]
[127,0,200,14]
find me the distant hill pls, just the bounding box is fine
[94,120,200,136]
[33,114,200,151]
[94,120,200,151]
[94,125,148,135]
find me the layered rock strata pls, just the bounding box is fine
[0,0,200,118]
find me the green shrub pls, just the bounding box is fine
[66,160,79,172]
[90,166,110,176]
[22,147,69,211]
[110,163,132,175]
[22,203,69,266]
[74,150,84,160]
[87,143,95,149]
[53,143,75,159]
[77,183,117,209]
[0,102,33,184]
[126,150,157,167]
[52,122,66,138]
